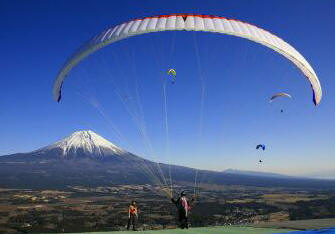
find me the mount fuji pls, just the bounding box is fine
[0,130,194,189]
[38,130,125,158]
[0,130,334,190]
[0,130,150,165]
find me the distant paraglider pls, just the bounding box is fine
[270,92,292,102]
[270,92,292,113]
[167,69,176,84]
[256,144,266,163]
[256,144,266,151]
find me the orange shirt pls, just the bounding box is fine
[128,205,137,215]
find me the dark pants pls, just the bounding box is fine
[178,210,188,229]
[127,214,137,230]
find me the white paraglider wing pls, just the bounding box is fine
[270,92,292,102]
[53,14,322,105]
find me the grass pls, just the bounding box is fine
[252,218,335,230]
[65,226,295,234]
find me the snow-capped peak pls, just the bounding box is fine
[40,130,124,156]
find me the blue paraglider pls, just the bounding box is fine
[256,144,266,163]
[256,144,266,151]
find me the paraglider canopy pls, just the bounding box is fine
[270,92,292,113]
[256,144,266,150]
[166,69,176,84]
[52,13,322,105]
[167,69,176,76]
[270,92,292,102]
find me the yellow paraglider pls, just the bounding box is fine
[166,69,176,84]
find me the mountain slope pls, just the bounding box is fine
[0,130,185,189]
[0,130,143,163]
[0,130,334,190]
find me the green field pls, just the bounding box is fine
[252,218,335,230]
[66,226,294,234]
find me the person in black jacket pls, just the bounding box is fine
[171,191,194,229]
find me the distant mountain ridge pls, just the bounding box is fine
[0,130,334,190]
[223,169,295,179]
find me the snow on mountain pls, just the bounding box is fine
[37,130,124,157]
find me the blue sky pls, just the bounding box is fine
[1,0,335,175]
